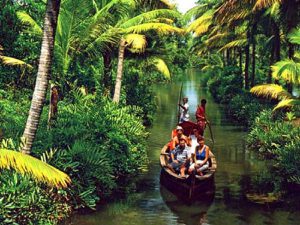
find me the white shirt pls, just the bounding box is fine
[180,103,189,121]
[186,134,198,157]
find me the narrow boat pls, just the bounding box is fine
[160,143,217,200]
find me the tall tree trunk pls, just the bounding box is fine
[269,20,281,83]
[244,44,250,90]
[286,42,294,93]
[47,84,59,129]
[239,48,242,71]
[251,38,256,87]
[103,49,113,96]
[268,47,274,83]
[226,49,230,65]
[22,0,61,154]
[113,38,126,103]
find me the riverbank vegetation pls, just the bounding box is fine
[1,0,300,223]
[188,0,300,197]
[0,0,192,224]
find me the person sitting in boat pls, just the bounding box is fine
[187,128,202,157]
[170,126,191,150]
[179,97,189,123]
[168,138,189,176]
[188,136,210,176]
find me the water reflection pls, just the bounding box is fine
[160,185,214,225]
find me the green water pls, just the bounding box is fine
[65,70,300,225]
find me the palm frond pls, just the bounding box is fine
[0,56,33,69]
[187,10,214,36]
[153,58,170,79]
[0,148,71,188]
[219,38,248,52]
[272,60,300,85]
[84,28,121,55]
[125,34,147,53]
[120,9,180,28]
[183,4,209,22]
[253,0,282,11]
[125,23,184,35]
[205,32,230,48]
[273,99,300,111]
[216,1,250,24]
[16,11,42,36]
[159,0,175,9]
[250,84,292,100]
[288,28,300,45]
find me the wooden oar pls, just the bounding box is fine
[206,118,214,144]
[177,82,183,124]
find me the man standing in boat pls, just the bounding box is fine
[179,97,189,123]
[195,99,207,135]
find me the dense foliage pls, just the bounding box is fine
[0,90,148,223]
[247,110,300,192]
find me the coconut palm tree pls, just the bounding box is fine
[21,0,61,154]
[251,28,300,111]
[111,9,184,103]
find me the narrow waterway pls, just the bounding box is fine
[66,70,300,225]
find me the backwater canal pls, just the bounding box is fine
[66,70,300,225]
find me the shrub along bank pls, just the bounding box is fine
[205,66,300,195]
[0,90,148,224]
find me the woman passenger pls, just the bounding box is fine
[188,136,210,176]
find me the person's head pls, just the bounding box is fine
[201,99,207,106]
[183,97,188,103]
[193,128,200,137]
[176,126,183,135]
[197,136,205,146]
[179,138,186,148]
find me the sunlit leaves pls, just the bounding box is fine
[250,84,292,100]
[288,28,300,45]
[272,60,300,85]
[187,10,214,36]
[16,11,42,36]
[253,0,282,11]
[125,22,184,35]
[273,99,300,110]
[152,57,170,79]
[0,148,71,188]
[218,38,248,51]
[120,9,181,28]
[0,56,33,69]
[125,34,147,53]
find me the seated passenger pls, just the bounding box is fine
[168,138,189,176]
[170,126,191,150]
[187,128,202,158]
[188,136,210,176]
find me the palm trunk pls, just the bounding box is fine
[250,21,257,88]
[251,38,256,87]
[113,38,126,103]
[47,84,59,129]
[103,49,113,96]
[239,48,243,71]
[244,44,250,90]
[22,0,61,154]
[269,20,281,84]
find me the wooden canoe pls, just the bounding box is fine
[160,144,217,200]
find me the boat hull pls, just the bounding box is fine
[160,144,217,200]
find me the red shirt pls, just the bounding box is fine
[196,105,205,121]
